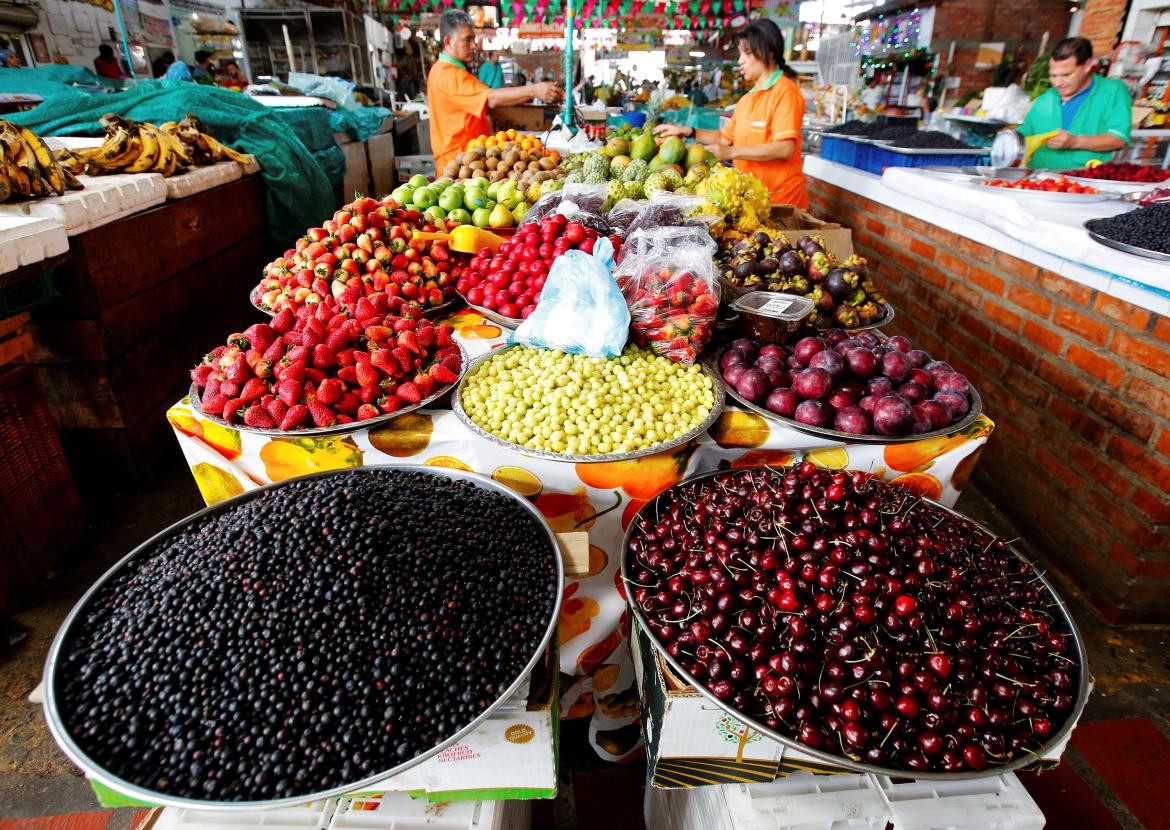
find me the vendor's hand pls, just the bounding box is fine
[1045,130,1077,150]
[705,143,734,162]
[653,123,689,138]
[532,81,561,102]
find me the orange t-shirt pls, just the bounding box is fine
[720,73,808,209]
[427,58,491,172]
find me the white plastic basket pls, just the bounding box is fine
[873,773,1045,830]
[150,800,335,829]
[329,793,530,830]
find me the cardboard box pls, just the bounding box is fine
[769,205,854,261]
[632,626,1074,790]
[367,133,398,199]
[492,105,554,132]
[338,139,371,203]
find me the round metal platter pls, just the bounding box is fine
[451,346,725,464]
[709,347,983,445]
[189,340,468,437]
[620,467,1091,781]
[458,295,522,330]
[1120,189,1170,206]
[1084,224,1170,263]
[43,464,564,810]
[974,181,1114,203]
[1055,173,1164,194]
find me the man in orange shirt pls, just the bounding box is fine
[654,20,807,209]
[427,10,562,172]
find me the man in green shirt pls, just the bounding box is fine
[477,53,504,89]
[1019,37,1132,170]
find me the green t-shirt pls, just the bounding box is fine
[1019,75,1133,169]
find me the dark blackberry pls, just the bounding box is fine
[1086,203,1170,254]
[890,131,976,151]
[54,469,558,802]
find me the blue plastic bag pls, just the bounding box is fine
[510,238,628,358]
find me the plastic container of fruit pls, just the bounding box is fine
[731,292,815,344]
[189,340,468,437]
[621,467,1091,782]
[709,344,982,444]
[451,345,725,464]
[43,465,564,810]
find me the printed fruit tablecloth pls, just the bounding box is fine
[168,309,994,763]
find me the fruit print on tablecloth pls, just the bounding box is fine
[259,435,364,481]
[368,413,434,457]
[191,461,244,505]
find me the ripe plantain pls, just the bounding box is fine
[91,127,137,169]
[125,125,160,173]
[0,165,11,203]
[18,126,64,195]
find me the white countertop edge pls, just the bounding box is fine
[804,156,1170,317]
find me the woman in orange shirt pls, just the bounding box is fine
[655,20,807,209]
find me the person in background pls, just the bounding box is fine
[165,56,193,82]
[218,60,249,91]
[1019,36,1131,169]
[0,38,11,67]
[427,10,560,172]
[152,51,176,79]
[192,50,215,82]
[654,19,807,208]
[703,75,721,104]
[478,51,503,89]
[515,70,527,86]
[859,75,884,122]
[93,45,126,80]
[4,51,22,68]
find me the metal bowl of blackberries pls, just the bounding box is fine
[1084,203,1170,261]
[43,466,563,809]
[621,465,1089,780]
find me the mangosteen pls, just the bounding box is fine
[758,256,780,275]
[733,259,759,281]
[779,250,806,276]
[797,235,826,256]
[807,251,832,283]
[772,234,794,254]
[752,230,772,246]
[824,268,855,301]
[842,254,868,276]
[731,239,757,257]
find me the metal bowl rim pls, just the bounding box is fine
[1083,223,1170,263]
[451,345,725,463]
[188,341,467,438]
[43,464,564,810]
[619,466,1091,781]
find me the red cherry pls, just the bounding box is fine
[895,595,918,616]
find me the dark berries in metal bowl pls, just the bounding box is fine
[47,467,560,806]
[624,466,1086,777]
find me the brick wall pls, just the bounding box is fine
[1078,0,1128,59]
[807,175,1170,623]
[930,0,1072,100]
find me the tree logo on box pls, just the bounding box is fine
[716,715,761,762]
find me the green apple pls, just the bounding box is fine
[464,189,488,210]
[411,187,437,210]
[390,185,413,205]
[438,187,464,212]
[446,208,472,225]
[408,173,429,189]
[472,207,491,227]
[432,177,452,191]
[424,205,447,223]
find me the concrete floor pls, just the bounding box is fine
[1,459,1168,827]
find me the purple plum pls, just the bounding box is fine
[735,368,771,403]
[834,405,872,435]
[872,395,914,436]
[794,399,833,427]
[766,388,800,418]
[792,368,833,399]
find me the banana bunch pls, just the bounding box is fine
[160,114,254,167]
[0,120,83,203]
[55,113,253,179]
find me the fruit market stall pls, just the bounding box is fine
[805,153,1170,623]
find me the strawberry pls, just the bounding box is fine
[224,355,250,383]
[336,348,357,367]
[429,363,459,385]
[335,392,360,415]
[315,378,343,405]
[262,339,286,362]
[312,344,337,368]
[308,400,336,427]
[413,373,435,398]
[397,330,420,354]
[355,362,380,388]
[266,398,289,423]
[284,345,309,365]
[280,362,306,383]
[191,364,215,385]
[354,297,376,321]
[357,384,380,404]
[219,380,240,398]
[391,346,413,373]
[441,353,462,373]
[200,391,227,415]
[369,293,388,314]
[240,378,268,402]
[396,381,422,404]
[357,403,380,421]
[370,349,399,375]
[415,326,435,347]
[244,405,276,429]
[364,325,394,343]
[279,403,310,430]
[378,395,403,414]
[243,323,276,352]
[325,328,351,352]
[204,377,221,397]
[393,317,418,333]
[283,330,304,346]
[222,398,245,424]
[227,332,250,349]
[301,329,324,349]
[336,414,355,424]
[304,367,327,385]
[277,378,301,406]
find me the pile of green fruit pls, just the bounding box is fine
[390,174,529,229]
[564,133,717,209]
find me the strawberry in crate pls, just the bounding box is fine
[190,294,463,431]
[252,195,467,317]
[626,267,719,364]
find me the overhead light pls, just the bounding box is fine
[689,50,704,57]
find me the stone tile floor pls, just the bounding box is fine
[1,460,1168,829]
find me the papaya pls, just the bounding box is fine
[658,136,686,165]
[630,133,657,162]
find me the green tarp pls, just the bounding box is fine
[0,69,336,244]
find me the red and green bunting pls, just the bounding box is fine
[372,0,746,29]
